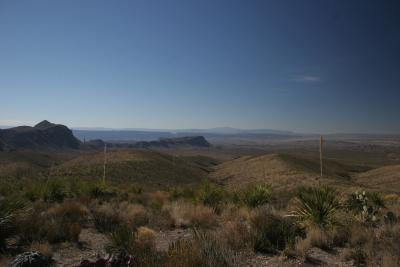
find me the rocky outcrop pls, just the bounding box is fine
[0,120,80,151]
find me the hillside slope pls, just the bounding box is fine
[209,153,359,191]
[355,164,400,193]
[53,150,208,190]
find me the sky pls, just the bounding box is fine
[0,0,399,133]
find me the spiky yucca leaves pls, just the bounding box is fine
[291,186,341,229]
[0,198,24,250]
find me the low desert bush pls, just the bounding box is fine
[250,208,304,254]
[108,225,162,267]
[170,186,195,200]
[42,180,68,203]
[239,183,272,208]
[291,186,341,229]
[165,201,217,228]
[17,200,86,244]
[196,180,225,208]
[346,191,385,224]
[164,230,243,267]
[91,203,121,233]
[0,198,25,250]
[219,221,251,250]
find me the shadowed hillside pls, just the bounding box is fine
[52,150,210,190]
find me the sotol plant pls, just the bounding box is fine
[291,186,341,229]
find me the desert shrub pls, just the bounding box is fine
[17,201,86,244]
[91,203,121,233]
[196,180,225,208]
[219,221,251,250]
[165,201,217,228]
[193,230,243,267]
[240,184,272,208]
[108,225,162,267]
[118,202,149,230]
[250,208,304,254]
[291,186,341,229]
[170,186,195,200]
[346,191,385,224]
[0,198,24,250]
[165,231,243,267]
[42,180,67,203]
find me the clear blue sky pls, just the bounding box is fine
[1,0,399,133]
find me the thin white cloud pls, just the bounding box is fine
[294,75,321,82]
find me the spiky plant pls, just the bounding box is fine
[291,186,341,229]
[0,199,24,250]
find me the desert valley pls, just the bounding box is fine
[1,121,400,266]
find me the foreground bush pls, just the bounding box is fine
[238,183,272,208]
[108,225,161,267]
[165,230,243,267]
[165,201,217,228]
[0,198,24,250]
[17,200,87,244]
[251,208,304,254]
[291,186,341,229]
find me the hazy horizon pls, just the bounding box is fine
[1,1,400,133]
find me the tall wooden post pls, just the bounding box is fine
[103,143,107,185]
[319,136,323,179]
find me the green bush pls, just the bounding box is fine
[291,186,341,229]
[346,191,385,223]
[170,186,195,200]
[241,184,272,208]
[251,208,304,253]
[196,180,225,207]
[43,180,67,203]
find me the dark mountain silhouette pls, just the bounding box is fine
[134,136,210,149]
[0,120,80,151]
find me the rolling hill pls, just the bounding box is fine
[355,164,400,193]
[209,153,364,192]
[52,150,211,190]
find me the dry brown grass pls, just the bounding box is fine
[136,226,156,250]
[165,201,217,228]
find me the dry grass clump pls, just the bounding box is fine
[165,201,217,228]
[164,230,242,267]
[219,221,251,250]
[250,207,304,254]
[118,202,149,229]
[91,202,121,233]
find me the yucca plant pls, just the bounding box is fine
[291,186,341,229]
[0,198,24,250]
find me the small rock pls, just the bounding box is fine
[9,251,51,267]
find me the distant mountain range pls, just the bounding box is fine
[72,127,296,142]
[0,121,212,151]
